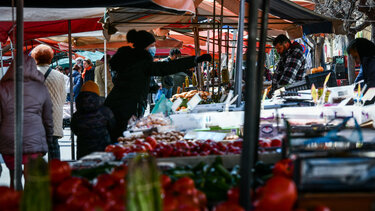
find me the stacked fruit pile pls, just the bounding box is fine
[107,137,243,160]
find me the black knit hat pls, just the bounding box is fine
[127,29,156,49]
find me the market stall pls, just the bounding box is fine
[2,0,375,210]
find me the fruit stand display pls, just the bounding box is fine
[0,154,306,211]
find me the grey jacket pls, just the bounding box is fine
[0,55,53,155]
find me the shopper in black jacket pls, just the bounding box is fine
[105,29,211,139]
[71,81,116,159]
[347,38,375,89]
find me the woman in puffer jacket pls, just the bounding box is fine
[0,55,53,188]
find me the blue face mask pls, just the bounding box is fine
[148,46,156,58]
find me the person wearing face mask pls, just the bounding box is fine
[269,34,306,96]
[347,38,375,89]
[105,29,212,139]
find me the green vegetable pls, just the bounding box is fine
[21,156,52,211]
[127,154,162,211]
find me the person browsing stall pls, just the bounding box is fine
[105,29,212,139]
[31,44,66,160]
[0,55,53,187]
[71,81,116,159]
[82,59,95,82]
[270,34,307,96]
[347,38,375,88]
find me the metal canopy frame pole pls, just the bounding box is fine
[193,9,203,90]
[212,0,216,94]
[104,39,108,97]
[68,20,75,161]
[218,0,224,92]
[254,0,270,164]
[206,30,210,91]
[234,0,245,107]
[239,0,261,209]
[226,26,230,68]
[14,0,24,190]
[1,42,3,78]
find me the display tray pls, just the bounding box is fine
[156,152,281,168]
[294,156,375,192]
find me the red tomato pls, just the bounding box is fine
[172,177,195,193]
[178,204,200,211]
[196,190,207,207]
[233,140,243,148]
[176,194,200,209]
[53,204,66,211]
[160,174,172,189]
[273,159,294,178]
[105,145,116,152]
[94,174,117,194]
[259,140,271,148]
[145,136,157,148]
[49,159,71,185]
[228,145,241,152]
[227,187,240,203]
[141,142,153,151]
[253,176,297,211]
[134,139,143,145]
[66,192,100,210]
[314,205,331,211]
[104,198,125,211]
[176,141,190,150]
[217,142,228,151]
[213,201,244,211]
[0,186,21,210]
[112,145,127,160]
[163,194,178,211]
[56,177,89,202]
[111,165,128,181]
[271,138,282,147]
[134,144,147,153]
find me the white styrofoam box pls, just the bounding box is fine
[170,111,244,130]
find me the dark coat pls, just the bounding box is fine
[71,92,116,159]
[0,55,53,155]
[105,47,196,138]
[106,47,196,107]
[83,66,95,83]
[362,56,375,88]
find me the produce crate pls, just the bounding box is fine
[156,152,281,168]
[285,80,310,92]
[306,70,337,88]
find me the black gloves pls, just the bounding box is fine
[195,54,212,64]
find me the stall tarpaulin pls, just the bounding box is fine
[0,7,105,43]
[266,0,344,36]
[47,31,184,51]
[0,0,196,43]
[0,18,102,44]
[0,0,194,13]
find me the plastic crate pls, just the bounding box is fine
[306,70,337,88]
[285,80,310,92]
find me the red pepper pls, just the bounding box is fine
[273,159,294,178]
[253,175,297,211]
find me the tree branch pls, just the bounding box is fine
[350,21,370,34]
